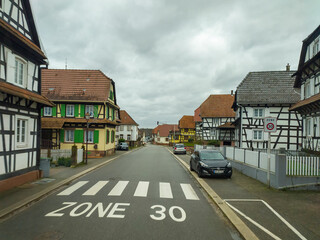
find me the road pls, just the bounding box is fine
[0,145,241,240]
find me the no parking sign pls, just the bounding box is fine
[264,117,277,132]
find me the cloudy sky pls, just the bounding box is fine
[31,0,320,128]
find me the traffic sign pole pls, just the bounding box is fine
[267,132,271,188]
[264,117,277,188]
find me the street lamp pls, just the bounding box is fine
[85,112,90,164]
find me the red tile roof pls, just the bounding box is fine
[179,115,195,129]
[200,94,235,118]
[119,110,139,126]
[194,107,201,122]
[152,124,178,137]
[41,69,115,103]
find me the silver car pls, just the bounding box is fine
[173,144,186,154]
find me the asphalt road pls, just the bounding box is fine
[0,145,241,240]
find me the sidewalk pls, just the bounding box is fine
[0,149,129,220]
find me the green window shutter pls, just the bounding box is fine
[61,104,66,117]
[60,129,64,143]
[94,130,99,143]
[52,106,57,117]
[80,105,85,117]
[74,129,84,143]
[74,104,79,117]
[107,106,110,119]
[94,105,99,118]
[106,130,110,143]
[41,108,43,117]
[112,109,115,121]
[111,130,115,143]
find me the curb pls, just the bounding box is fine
[168,149,259,240]
[0,148,138,221]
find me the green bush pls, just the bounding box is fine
[57,157,73,167]
[208,140,220,146]
[188,138,194,143]
[119,138,126,143]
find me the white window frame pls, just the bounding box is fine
[14,58,26,86]
[306,118,312,137]
[127,125,132,131]
[65,130,74,142]
[120,125,124,131]
[127,134,131,140]
[253,108,264,118]
[84,130,94,143]
[16,118,28,147]
[43,107,52,117]
[120,134,124,139]
[253,130,263,141]
[85,105,94,117]
[304,80,311,99]
[313,38,319,57]
[66,104,74,117]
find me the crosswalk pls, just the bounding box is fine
[57,180,200,200]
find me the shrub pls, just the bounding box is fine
[188,138,194,143]
[208,140,220,146]
[57,157,73,167]
[119,138,126,143]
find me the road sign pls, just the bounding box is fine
[264,117,277,132]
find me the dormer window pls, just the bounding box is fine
[66,105,74,117]
[85,105,94,117]
[15,58,25,86]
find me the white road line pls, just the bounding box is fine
[159,182,173,199]
[108,181,129,196]
[134,181,149,197]
[225,201,282,240]
[82,181,109,196]
[180,184,199,200]
[57,181,89,196]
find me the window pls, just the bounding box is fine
[306,118,312,136]
[305,81,311,98]
[120,134,123,139]
[127,126,131,131]
[65,130,74,142]
[106,130,110,143]
[85,105,94,117]
[210,129,216,137]
[315,75,320,94]
[313,38,319,57]
[111,131,115,143]
[127,135,131,140]
[14,59,24,85]
[44,107,52,116]
[120,125,124,131]
[253,108,264,118]
[84,130,94,143]
[253,130,263,140]
[66,105,74,117]
[16,119,27,145]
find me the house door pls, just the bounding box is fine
[41,129,53,149]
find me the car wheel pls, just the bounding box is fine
[197,167,203,178]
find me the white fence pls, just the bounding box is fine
[225,147,276,172]
[286,156,320,176]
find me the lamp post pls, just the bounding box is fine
[85,112,90,164]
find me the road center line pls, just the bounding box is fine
[180,183,199,200]
[159,182,173,199]
[134,181,149,197]
[108,181,129,196]
[82,181,109,196]
[57,181,89,196]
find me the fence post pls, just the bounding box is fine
[275,153,287,189]
[258,151,261,168]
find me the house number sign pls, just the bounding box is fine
[264,117,277,132]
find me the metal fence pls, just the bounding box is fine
[286,156,320,176]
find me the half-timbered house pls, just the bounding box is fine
[0,0,54,191]
[289,25,320,152]
[177,115,195,143]
[199,94,235,145]
[41,69,120,157]
[233,68,302,150]
[116,110,139,144]
[194,107,202,140]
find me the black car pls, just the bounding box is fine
[190,149,232,178]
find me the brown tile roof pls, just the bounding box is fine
[119,110,139,126]
[152,124,178,137]
[41,117,118,129]
[179,115,195,129]
[41,69,116,103]
[194,107,201,122]
[289,93,320,111]
[0,18,46,60]
[200,94,235,118]
[0,81,53,106]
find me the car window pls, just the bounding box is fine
[200,151,225,161]
[176,144,184,148]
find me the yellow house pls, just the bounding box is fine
[41,69,120,157]
[178,115,195,143]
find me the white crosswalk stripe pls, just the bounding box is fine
[134,181,149,197]
[82,181,109,196]
[108,181,129,196]
[57,181,88,196]
[159,182,173,199]
[57,180,200,200]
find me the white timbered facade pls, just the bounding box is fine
[290,25,320,152]
[233,70,302,150]
[0,0,53,188]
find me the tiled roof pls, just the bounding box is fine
[200,94,235,118]
[179,115,195,129]
[119,110,139,126]
[41,117,118,129]
[42,69,115,102]
[194,107,201,122]
[0,81,53,106]
[152,124,178,137]
[236,71,300,104]
[217,122,235,129]
[289,93,320,111]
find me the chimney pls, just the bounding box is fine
[231,90,234,96]
[286,63,290,71]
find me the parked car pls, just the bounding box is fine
[190,149,232,178]
[117,142,129,151]
[173,144,186,154]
